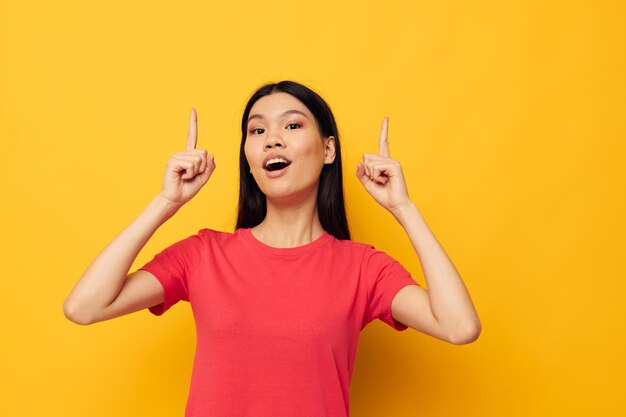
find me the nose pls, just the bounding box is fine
[264,129,285,150]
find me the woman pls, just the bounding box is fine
[64,80,481,416]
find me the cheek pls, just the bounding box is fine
[295,139,325,162]
[243,140,254,167]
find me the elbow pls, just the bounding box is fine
[448,320,482,345]
[63,299,93,326]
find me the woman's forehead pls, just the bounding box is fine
[248,92,312,120]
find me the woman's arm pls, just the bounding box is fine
[63,108,215,325]
[63,196,179,325]
[356,117,481,344]
[391,201,481,344]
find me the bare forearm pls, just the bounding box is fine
[391,201,481,336]
[64,195,179,321]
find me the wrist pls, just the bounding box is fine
[389,199,419,224]
[152,194,182,218]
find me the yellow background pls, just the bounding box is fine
[1,0,624,416]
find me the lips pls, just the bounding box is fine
[263,154,292,172]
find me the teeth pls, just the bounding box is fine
[265,158,288,167]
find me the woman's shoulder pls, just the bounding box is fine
[331,235,378,255]
[196,227,233,237]
[333,235,400,263]
[195,227,241,243]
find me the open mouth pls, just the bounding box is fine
[264,157,292,172]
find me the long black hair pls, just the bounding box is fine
[235,80,350,240]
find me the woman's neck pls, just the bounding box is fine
[251,193,325,248]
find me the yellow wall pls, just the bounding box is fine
[1,1,624,416]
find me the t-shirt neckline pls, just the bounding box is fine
[237,227,333,256]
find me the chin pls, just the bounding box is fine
[263,186,295,200]
[259,182,318,205]
[264,188,305,203]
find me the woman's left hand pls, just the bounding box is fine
[356,117,412,214]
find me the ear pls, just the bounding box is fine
[324,136,336,164]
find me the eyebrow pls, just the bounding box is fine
[247,109,309,123]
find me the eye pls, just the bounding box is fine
[249,128,265,135]
[286,123,301,130]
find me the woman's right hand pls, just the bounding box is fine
[159,108,216,207]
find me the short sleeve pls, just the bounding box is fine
[362,246,419,331]
[138,233,202,316]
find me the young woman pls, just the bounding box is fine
[64,80,481,416]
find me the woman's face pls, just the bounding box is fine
[244,92,335,203]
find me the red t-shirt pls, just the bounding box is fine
[139,228,418,417]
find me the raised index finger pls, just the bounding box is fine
[379,116,390,158]
[186,107,198,150]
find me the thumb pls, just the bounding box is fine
[197,154,216,184]
[356,162,370,187]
